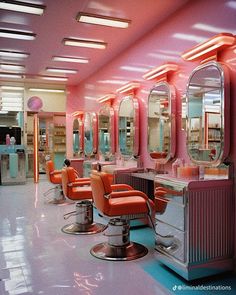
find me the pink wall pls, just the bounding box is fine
[66,0,236,267]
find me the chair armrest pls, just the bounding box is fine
[77,177,90,182]
[68,181,90,187]
[111,184,133,191]
[50,170,61,175]
[110,190,149,200]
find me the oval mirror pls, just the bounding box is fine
[98,105,115,159]
[186,61,230,166]
[84,112,98,157]
[72,118,79,156]
[147,82,176,163]
[118,96,139,157]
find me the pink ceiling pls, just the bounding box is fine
[0,0,189,86]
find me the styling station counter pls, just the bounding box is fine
[0,151,26,185]
[154,175,234,280]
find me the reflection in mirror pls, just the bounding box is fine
[118,96,139,157]
[0,111,23,144]
[186,61,229,166]
[98,105,114,159]
[84,112,97,157]
[148,82,175,163]
[72,118,79,156]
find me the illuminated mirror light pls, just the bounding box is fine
[181,33,235,61]
[63,38,107,49]
[143,63,178,81]
[116,82,140,94]
[0,0,45,15]
[97,94,116,103]
[0,29,36,40]
[77,12,130,28]
[52,56,89,63]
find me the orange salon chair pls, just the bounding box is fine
[90,171,155,261]
[61,167,105,235]
[44,160,64,204]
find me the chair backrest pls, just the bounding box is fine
[45,160,54,181]
[90,171,112,215]
[61,168,69,197]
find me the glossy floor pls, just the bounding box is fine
[0,177,235,295]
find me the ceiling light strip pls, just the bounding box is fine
[0,50,29,59]
[46,67,77,74]
[181,32,235,61]
[29,88,65,93]
[53,56,89,63]
[0,29,36,40]
[0,0,45,15]
[63,38,107,49]
[77,12,130,28]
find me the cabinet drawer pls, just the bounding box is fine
[155,220,186,263]
[155,197,185,231]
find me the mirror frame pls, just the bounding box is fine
[186,61,230,166]
[98,105,115,158]
[147,81,176,163]
[118,95,139,157]
[84,112,98,157]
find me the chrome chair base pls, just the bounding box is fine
[90,242,148,261]
[61,222,105,235]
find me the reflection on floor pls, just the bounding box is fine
[0,176,235,295]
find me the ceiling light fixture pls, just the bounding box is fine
[76,12,130,28]
[41,76,68,82]
[29,88,65,93]
[52,56,89,63]
[1,86,24,90]
[143,63,178,81]
[0,50,29,59]
[63,38,107,49]
[0,63,25,71]
[0,72,23,78]
[116,82,140,94]
[0,0,45,15]
[97,93,116,103]
[181,32,235,62]
[0,29,36,40]
[46,67,77,74]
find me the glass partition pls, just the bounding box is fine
[84,112,97,157]
[147,82,176,163]
[98,105,114,159]
[186,61,229,166]
[72,118,79,156]
[118,96,139,157]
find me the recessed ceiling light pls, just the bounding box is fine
[1,86,24,90]
[0,72,23,78]
[0,29,36,40]
[0,63,25,71]
[63,38,107,49]
[29,88,65,93]
[46,67,77,74]
[76,12,131,28]
[0,0,46,15]
[41,76,68,82]
[52,56,89,63]
[0,50,29,59]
